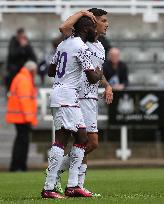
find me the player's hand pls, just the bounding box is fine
[80,10,97,23]
[95,67,103,80]
[102,85,113,104]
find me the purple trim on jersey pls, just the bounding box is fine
[79,97,98,101]
[61,105,80,108]
[73,143,86,150]
[52,142,64,149]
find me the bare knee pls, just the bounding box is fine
[55,128,71,147]
[88,140,98,151]
[86,133,99,152]
[91,141,99,150]
[73,128,88,145]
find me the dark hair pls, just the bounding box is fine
[17,28,25,35]
[88,8,107,16]
[74,16,95,34]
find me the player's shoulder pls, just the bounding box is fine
[71,37,88,49]
[97,40,105,51]
[57,36,89,53]
[86,40,105,51]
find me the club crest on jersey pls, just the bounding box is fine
[91,123,96,130]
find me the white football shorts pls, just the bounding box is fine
[51,106,86,132]
[80,99,98,133]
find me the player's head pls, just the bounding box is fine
[88,8,108,35]
[74,16,96,43]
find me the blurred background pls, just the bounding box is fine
[0,0,164,171]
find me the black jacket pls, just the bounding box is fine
[6,36,37,89]
[7,36,37,74]
[103,60,128,86]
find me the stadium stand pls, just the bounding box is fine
[0,0,164,167]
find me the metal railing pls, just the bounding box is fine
[38,87,131,160]
[0,0,164,21]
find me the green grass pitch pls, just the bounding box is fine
[0,169,164,204]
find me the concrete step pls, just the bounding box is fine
[0,142,38,148]
[0,143,41,155]
[0,152,43,159]
[0,155,44,166]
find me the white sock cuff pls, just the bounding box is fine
[71,145,85,154]
[51,145,64,156]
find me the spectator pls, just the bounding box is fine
[103,47,129,90]
[6,28,37,90]
[6,61,38,172]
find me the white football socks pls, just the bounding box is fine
[58,154,70,173]
[44,145,64,190]
[78,163,87,188]
[55,154,70,185]
[67,146,85,187]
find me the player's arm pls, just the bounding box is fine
[100,75,113,104]
[48,64,57,77]
[59,10,97,37]
[77,46,103,84]
[85,67,103,84]
[48,51,58,77]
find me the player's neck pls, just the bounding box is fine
[75,34,87,43]
[95,34,99,42]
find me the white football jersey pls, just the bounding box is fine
[50,37,95,107]
[79,41,105,100]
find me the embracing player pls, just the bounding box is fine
[55,8,113,196]
[41,16,103,199]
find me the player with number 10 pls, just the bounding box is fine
[41,15,103,199]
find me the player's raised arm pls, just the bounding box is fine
[59,10,97,37]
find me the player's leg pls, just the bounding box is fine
[42,107,71,199]
[77,99,101,196]
[78,132,101,197]
[55,102,99,196]
[66,128,87,187]
[64,107,92,197]
[78,132,98,186]
[42,128,70,199]
[86,132,99,154]
[54,154,70,194]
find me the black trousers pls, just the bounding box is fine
[10,124,31,171]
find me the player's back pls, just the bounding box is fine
[50,36,94,107]
[54,37,84,87]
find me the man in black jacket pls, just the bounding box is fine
[6,28,37,90]
[103,47,128,90]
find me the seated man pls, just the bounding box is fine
[103,47,129,90]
